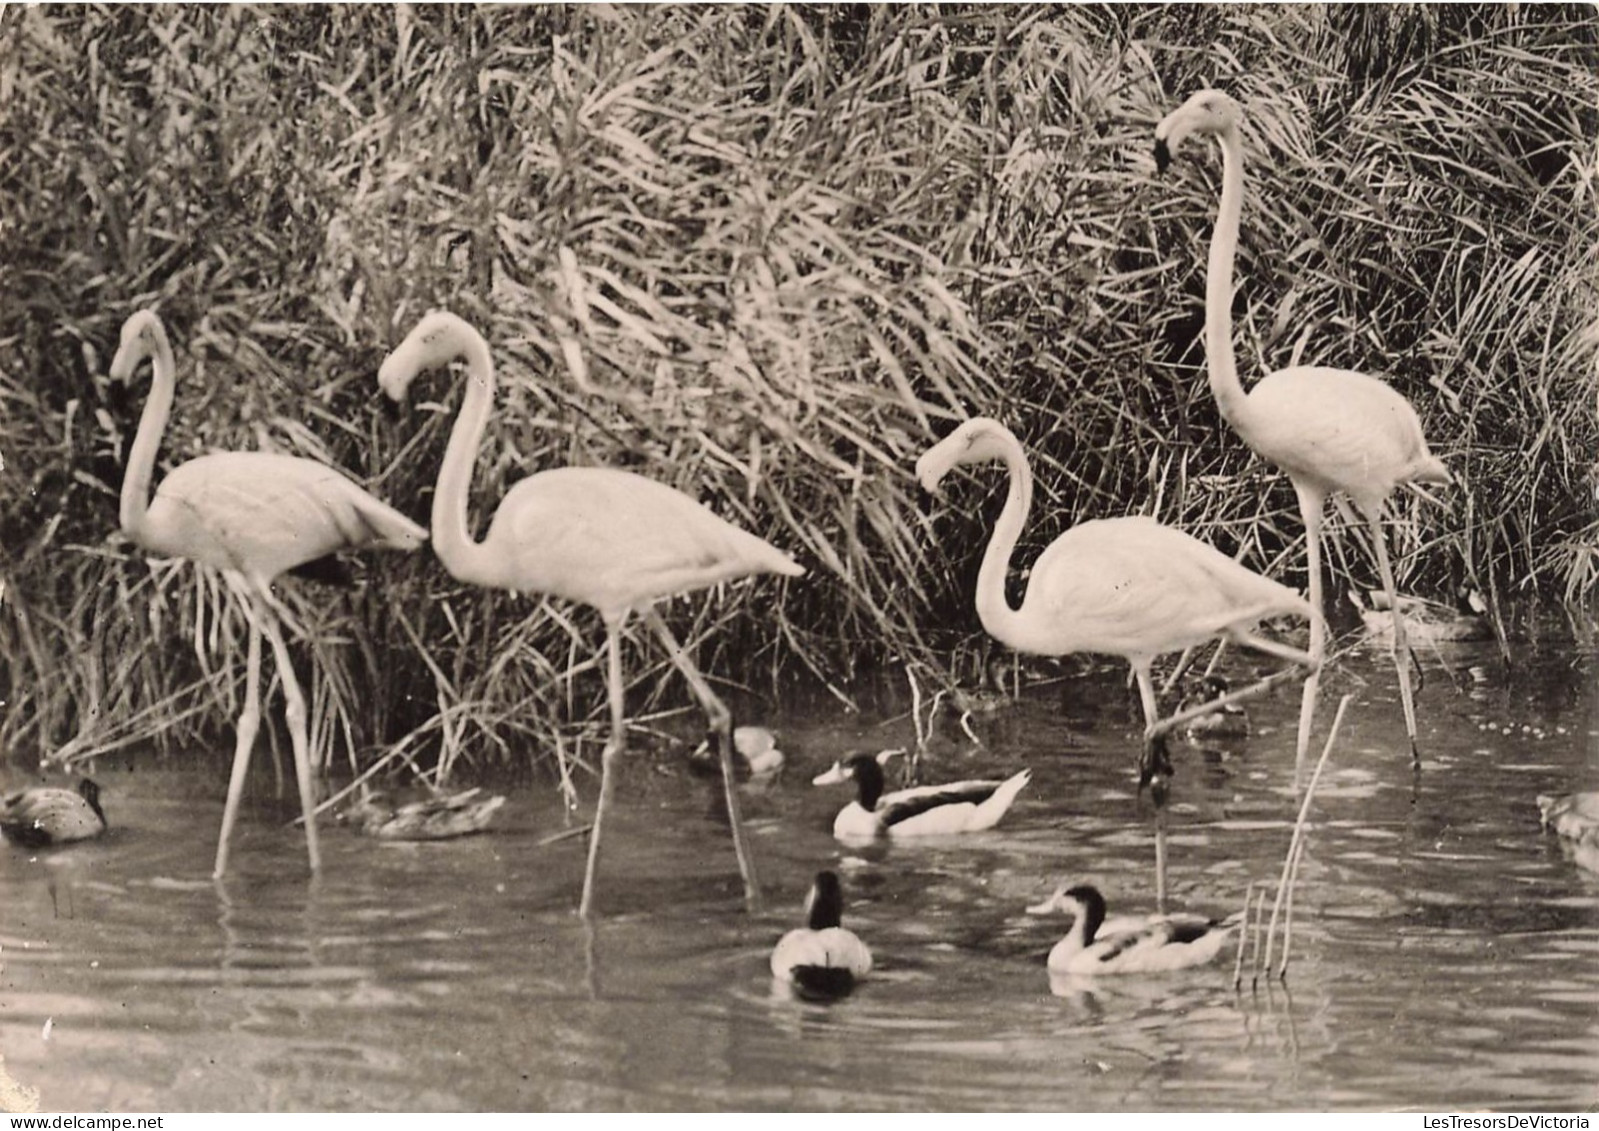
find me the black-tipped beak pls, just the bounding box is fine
[1153,137,1172,174]
[378,389,403,421]
[917,487,937,518]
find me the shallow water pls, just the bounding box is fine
[3,640,1596,1112]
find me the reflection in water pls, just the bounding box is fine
[0,644,1596,1110]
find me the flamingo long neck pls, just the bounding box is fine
[1205,125,1253,429]
[972,438,1042,652]
[119,324,178,541]
[432,331,503,588]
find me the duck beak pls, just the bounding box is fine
[1024,895,1059,916]
[811,761,848,786]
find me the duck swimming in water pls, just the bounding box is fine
[1178,674,1251,740]
[770,870,872,999]
[346,787,505,841]
[1,779,108,848]
[1025,882,1236,975]
[812,751,1030,840]
[689,725,785,777]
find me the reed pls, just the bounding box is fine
[1,5,1592,782]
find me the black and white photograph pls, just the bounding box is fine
[1,2,1595,1114]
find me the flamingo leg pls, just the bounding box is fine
[255,593,322,874]
[214,598,263,878]
[1369,511,1421,763]
[579,619,626,919]
[643,607,761,911]
[1294,485,1326,771]
[1133,663,1168,914]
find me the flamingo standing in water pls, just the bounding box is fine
[916,418,1317,903]
[113,310,428,876]
[378,311,803,917]
[1154,90,1451,765]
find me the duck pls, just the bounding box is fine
[689,725,785,777]
[346,787,505,841]
[811,750,1031,840]
[770,870,872,998]
[1537,791,1599,844]
[0,779,108,847]
[1177,673,1252,740]
[1025,882,1236,975]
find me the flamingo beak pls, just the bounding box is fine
[811,761,849,786]
[1153,136,1174,173]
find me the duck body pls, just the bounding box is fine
[771,871,872,999]
[1179,675,1250,740]
[349,787,505,841]
[1027,883,1234,975]
[1,779,108,847]
[689,725,785,778]
[812,752,1030,840]
[1538,791,1599,844]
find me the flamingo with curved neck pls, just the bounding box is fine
[1155,89,1450,765]
[113,309,428,877]
[916,417,1317,902]
[379,311,804,917]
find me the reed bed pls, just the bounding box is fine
[1,4,1593,782]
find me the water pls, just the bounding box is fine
[3,640,1596,1111]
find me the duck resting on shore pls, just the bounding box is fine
[1,779,108,848]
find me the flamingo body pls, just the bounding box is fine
[112,309,426,877]
[1017,514,1312,662]
[771,871,872,998]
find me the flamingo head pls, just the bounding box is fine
[1154,89,1242,172]
[109,309,168,382]
[379,311,480,402]
[915,417,1020,494]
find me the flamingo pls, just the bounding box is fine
[113,309,428,877]
[915,417,1317,903]
[1154,89,1451,765]
[377,311,804,917]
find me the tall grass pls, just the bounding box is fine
[1,5,1593,781]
